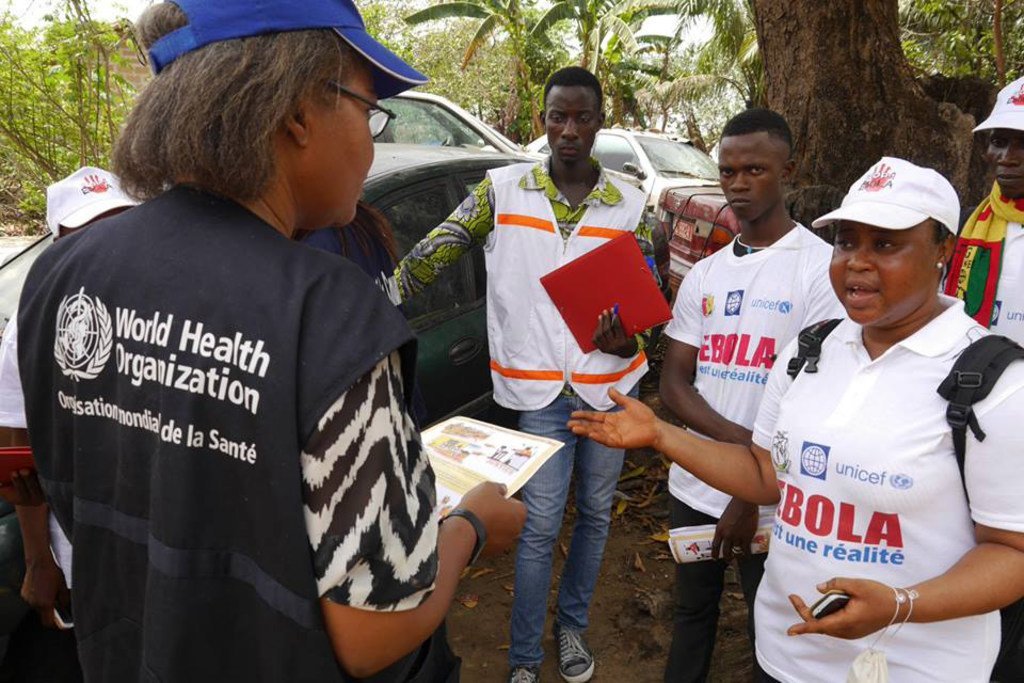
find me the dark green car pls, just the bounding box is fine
[0,145,526,632]
[361,145,527,424]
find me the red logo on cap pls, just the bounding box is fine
[859,163,895,193]
[81,174,110,195]
[1009,82,1024,106]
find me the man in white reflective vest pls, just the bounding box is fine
[397,67,657,683]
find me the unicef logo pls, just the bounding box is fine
[799,441,830,480]
[54,288,113,381]
[890,473,914,490]
[778,301,793,314]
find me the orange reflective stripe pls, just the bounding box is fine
[490,359,563,381]
[496,213,556,233]
[571,352,647,385]
[577,226,623,240]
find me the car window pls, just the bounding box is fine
[592,134,639,172]
[379,98,488,150]
[635,136,719,180]
[381,181,478,325]
[0,235,52,335]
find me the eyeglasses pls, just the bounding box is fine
[327,81,396,139]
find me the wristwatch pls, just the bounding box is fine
[444,508,487,566]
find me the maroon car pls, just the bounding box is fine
[656,186,739,298]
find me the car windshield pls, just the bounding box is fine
[380,98,491,150]
[0,235,52,331]
[636,136,718,180]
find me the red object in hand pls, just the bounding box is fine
[0,447,35,484]
[541,233,672,353]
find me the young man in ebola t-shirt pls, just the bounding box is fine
[658,109,842,682]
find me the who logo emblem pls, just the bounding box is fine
[53,288,113,381]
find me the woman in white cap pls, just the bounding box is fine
[946,75,1024,346]
[14,1,524,682]
[569,157,1024,682]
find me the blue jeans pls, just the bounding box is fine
[508,389,633,667]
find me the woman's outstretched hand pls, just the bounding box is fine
[568,388,661,450]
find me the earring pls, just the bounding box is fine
[936,262,944,269]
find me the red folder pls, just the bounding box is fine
[0,447,34,484]
[541,232,672,353]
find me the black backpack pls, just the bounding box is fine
[788,320,1024,682]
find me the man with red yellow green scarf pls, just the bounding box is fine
[946,76,1024,343]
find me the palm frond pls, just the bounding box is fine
[406,2,492,25]
[530,1,576,40]
[462,13,500,67]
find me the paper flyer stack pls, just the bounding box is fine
[668,511,775,563]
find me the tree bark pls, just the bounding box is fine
[751,0,977,203]
[995,0,1006,88]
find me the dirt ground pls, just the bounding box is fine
[448,352,755,682]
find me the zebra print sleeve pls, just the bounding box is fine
[301,351,438,611]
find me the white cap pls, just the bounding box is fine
[975,76,1024,133]
[45,167,135,237]
[811,157,960,235]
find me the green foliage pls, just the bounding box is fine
[0,0,139,226]
[900,0,1024,82]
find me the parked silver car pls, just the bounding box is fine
[380,91,523,155]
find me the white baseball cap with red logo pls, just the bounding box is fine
[45,166,136,237]
[812,156,960,235]
[974,76,1024,133]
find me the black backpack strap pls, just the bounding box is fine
[936,335,1024,497]
[786,318,843,379]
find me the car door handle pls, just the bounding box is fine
[448,337,482,366]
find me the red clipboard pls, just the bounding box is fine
[0,447,34,483]
[541,232,672,353]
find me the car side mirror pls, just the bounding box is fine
[622,162,647,180]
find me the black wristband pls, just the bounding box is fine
[443,508,487,566]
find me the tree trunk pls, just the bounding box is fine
[994,0,1006,87]
[751,0,977,206]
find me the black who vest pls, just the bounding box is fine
[17,187,417,682]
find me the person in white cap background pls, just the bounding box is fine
[946,75,1024,346]
[0,168,135,681]
[14,2,525,682]
[568,157,1024,682]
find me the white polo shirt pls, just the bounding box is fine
[751,297,1024,682]
[0,310,73,585]
[663,225,842,517]
[989,221,1024,344]
[0,314,25,429]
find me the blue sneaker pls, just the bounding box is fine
[554,622,594,683]
[509,665,540,683]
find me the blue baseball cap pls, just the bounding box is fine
[147,0,428,99]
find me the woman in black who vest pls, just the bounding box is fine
[14,1,525,682]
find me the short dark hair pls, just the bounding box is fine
[721,108,793,155]
[544,67,603,110]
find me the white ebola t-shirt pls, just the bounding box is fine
[752,299,1024,682]
[663,225,842,517]
[988,221,1024,344]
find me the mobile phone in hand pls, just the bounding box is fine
[53,601,73,630]
[809,590,850,619]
